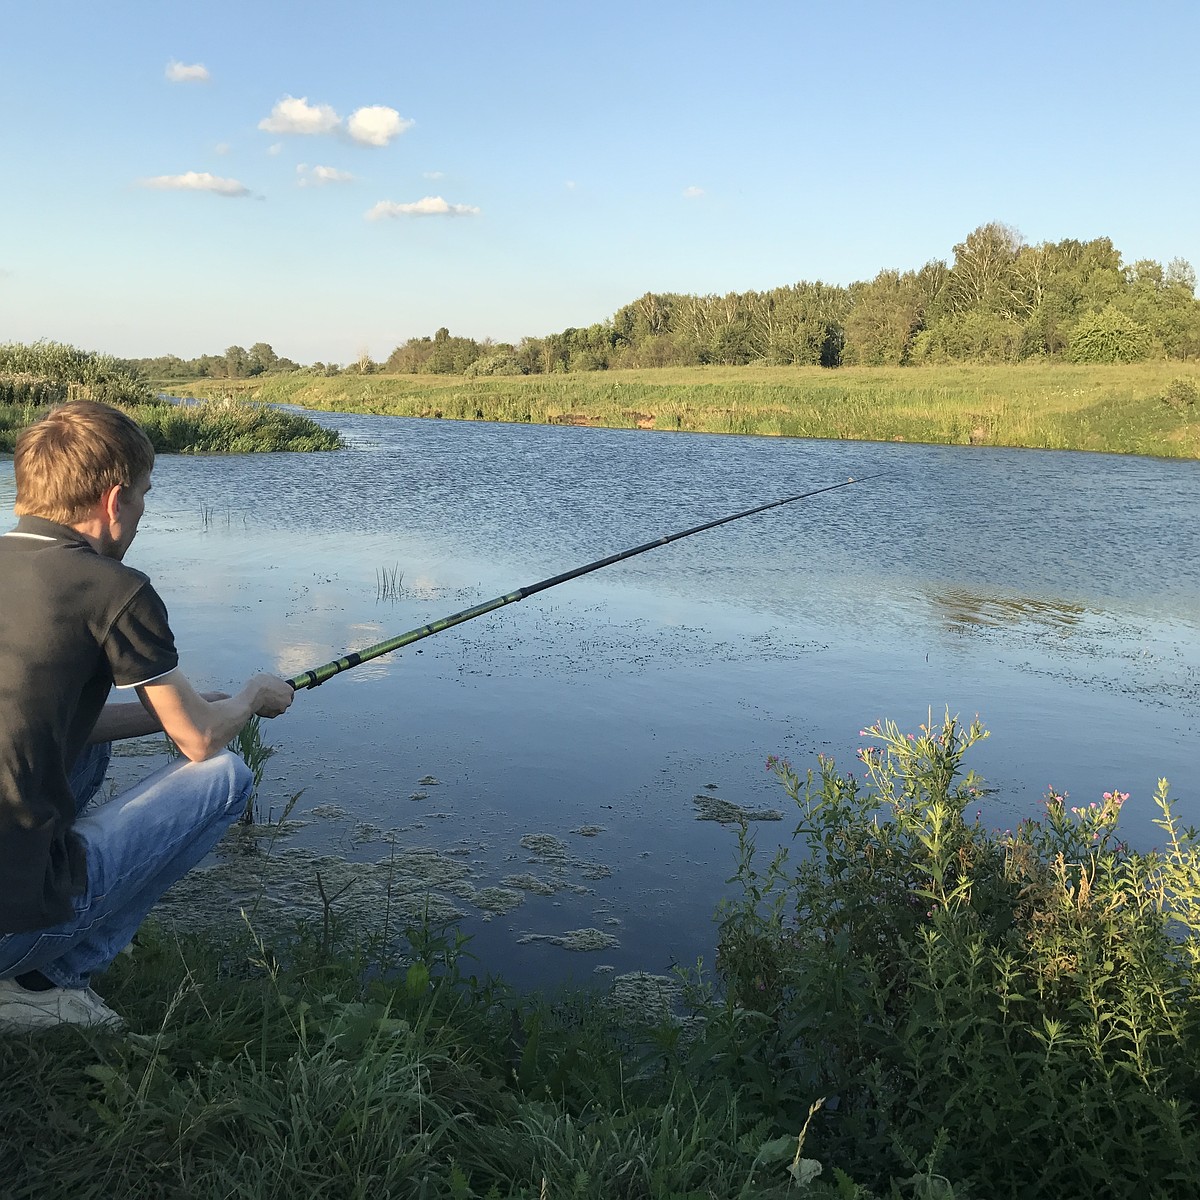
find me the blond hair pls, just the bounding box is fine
[14,401,155,524]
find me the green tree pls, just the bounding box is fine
[946,222,1024,315]
[842,270,924,365]
[248,343,279,375]
[221,346,251,378]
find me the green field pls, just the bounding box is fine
[173,362,1200,458]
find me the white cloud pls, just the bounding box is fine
[346,105,413,147]
[297,164,355,187]
[267,143,283,156]
[683,185,705,198]
[139,171,250,197]
[423,170,445,180]
[366,196,480,219]
[214,142,230,155]
[166,60,209,83]
[258,95,340,136]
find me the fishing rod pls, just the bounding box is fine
[286,474,880,691]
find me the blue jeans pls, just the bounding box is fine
[0,742,253,989]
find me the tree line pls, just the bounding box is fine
[134,342,304,382]
[132,223,1200,379]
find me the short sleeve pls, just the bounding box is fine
[106,582,180,688]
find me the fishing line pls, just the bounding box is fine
[286,474,881,691]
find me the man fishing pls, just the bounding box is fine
[0,400,294,1032]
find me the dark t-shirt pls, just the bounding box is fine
[0,515,179,933]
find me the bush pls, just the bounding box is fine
[1162,377,1198,412]
[710,714,1200,1198]
[1069,306,1153,363]
[463,351,527,377]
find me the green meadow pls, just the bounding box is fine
[177,362,1200,459]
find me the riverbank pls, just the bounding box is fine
[3,716,1197,1199]
[171,362,1200,458]
[0,396,342,454]
[0,341,342,453]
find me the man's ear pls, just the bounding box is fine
[98,483,123,525]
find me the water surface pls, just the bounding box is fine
[3,416,1196,989]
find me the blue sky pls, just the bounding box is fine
[1,0,1197,365]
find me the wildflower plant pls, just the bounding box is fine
[709,711,1200,1198]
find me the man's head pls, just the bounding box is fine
[13,400,155,528]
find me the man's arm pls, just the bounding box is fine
[135,668,294,762]
[89,701,164,743]
[88,691,233,744]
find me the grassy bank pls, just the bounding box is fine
[3,716,1197,1199]
[174,362,1200,458]
[0,395,342,455]
[0,341,342,454]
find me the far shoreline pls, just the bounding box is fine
[168,361,1200,460]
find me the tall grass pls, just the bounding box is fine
[0,916,771,1199]
[180,362,1200,457]
[133,397,342,454]
[0,342,341,454]
[711,715,1200,1197]
[0,341,153,405]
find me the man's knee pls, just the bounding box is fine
[190,750,254,820]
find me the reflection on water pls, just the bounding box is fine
[929,587,1086,630]
[2,417,1197,990]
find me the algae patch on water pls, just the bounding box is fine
[692,795,783,823]
[502,872,557,896]
[509,829,617,898]
[156,805,621,946]
[469,886,526,915]
[520,833,570,860]
[158,842,481,940]
[308,803,349,820]
[517,927,620,952]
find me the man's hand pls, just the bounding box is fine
[138,670,295,762]
[244,674,295,719]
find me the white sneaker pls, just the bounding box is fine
[0,978,124,1032]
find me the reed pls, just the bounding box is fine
[228,715,277,824]
[375,564,404,601]
[0,341,152,402]
[130,396,342,454]
[0,342,341,454]
[0,394,341,454]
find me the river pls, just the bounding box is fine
[2,414,1197,991]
